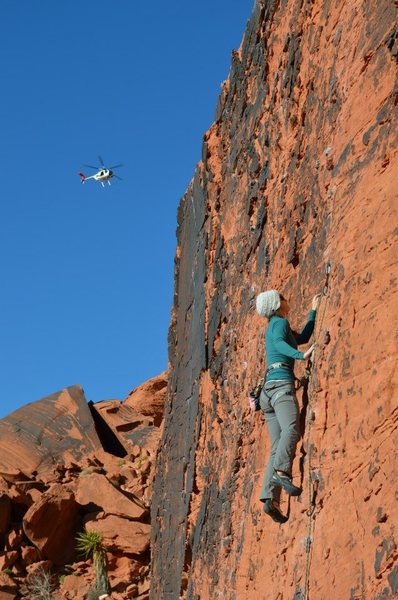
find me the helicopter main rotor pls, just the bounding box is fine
[83,155,124,171]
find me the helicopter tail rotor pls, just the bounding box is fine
[78,172,86,183]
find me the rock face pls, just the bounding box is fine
[150,1,398,599]
[0,375,167,599]
[0,386,101,478]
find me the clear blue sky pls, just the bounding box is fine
[0,1,253,417]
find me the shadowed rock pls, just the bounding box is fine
[92,372,167,454]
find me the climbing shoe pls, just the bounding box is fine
[271,471,302,496]
[263,499,288,524]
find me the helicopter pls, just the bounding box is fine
[78,156,123,187]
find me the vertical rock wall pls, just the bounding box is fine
[151,1,398,598]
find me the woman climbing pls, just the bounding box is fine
[255,289,321,523]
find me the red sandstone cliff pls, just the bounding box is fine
[150,1,398,599]
[1,2,397,598]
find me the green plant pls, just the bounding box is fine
[4,567,13,576]
[76,530,103,558]
[76,529,109,594]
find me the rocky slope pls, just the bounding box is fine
[150,1,398,599]
[0,373,167,599]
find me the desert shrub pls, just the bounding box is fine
[22,567,55,599]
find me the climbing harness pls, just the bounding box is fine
[266,362,305,389]
[266,361,290,374]
[250,359,305,411]
[302,261,331,600]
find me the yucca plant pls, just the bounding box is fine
[76,529,110,594]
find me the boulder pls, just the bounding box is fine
[6,528,23,551]
[76,472,147,520]
[25,559,53,576]
[107,554,143,592]
[23,484,79,564]
[84,515,150,555]
[90,372,167,456]
[59,572,93,598]
[91,400,156,452]
[21,545,41,565]
[0,386,102,478]
[125,372,167,426]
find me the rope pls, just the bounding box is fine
[302,262,331,600]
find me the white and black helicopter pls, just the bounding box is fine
[78,156,123,187]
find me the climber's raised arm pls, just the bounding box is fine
[294,293,321,345]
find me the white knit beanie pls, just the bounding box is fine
[255,290,281,318]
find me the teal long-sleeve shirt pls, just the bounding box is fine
[265,310,316,382]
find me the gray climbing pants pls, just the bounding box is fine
[259,380,300,501]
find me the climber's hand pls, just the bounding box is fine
[304,343,316,360]
[312,293,322,311]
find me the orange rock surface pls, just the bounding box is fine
[23,484,79,564]
[125,372,167,427]
[76,472,147,520]
[150,1,398,598]
[84,514,151,556]
[0,374,167,598]
[0,385,101,478]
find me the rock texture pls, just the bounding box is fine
[125,373,168,427]
[92,370,167,455]
[23,484,79,565]
[0,386,101,479]
[0,376,167,599]
[150,1,398,599]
